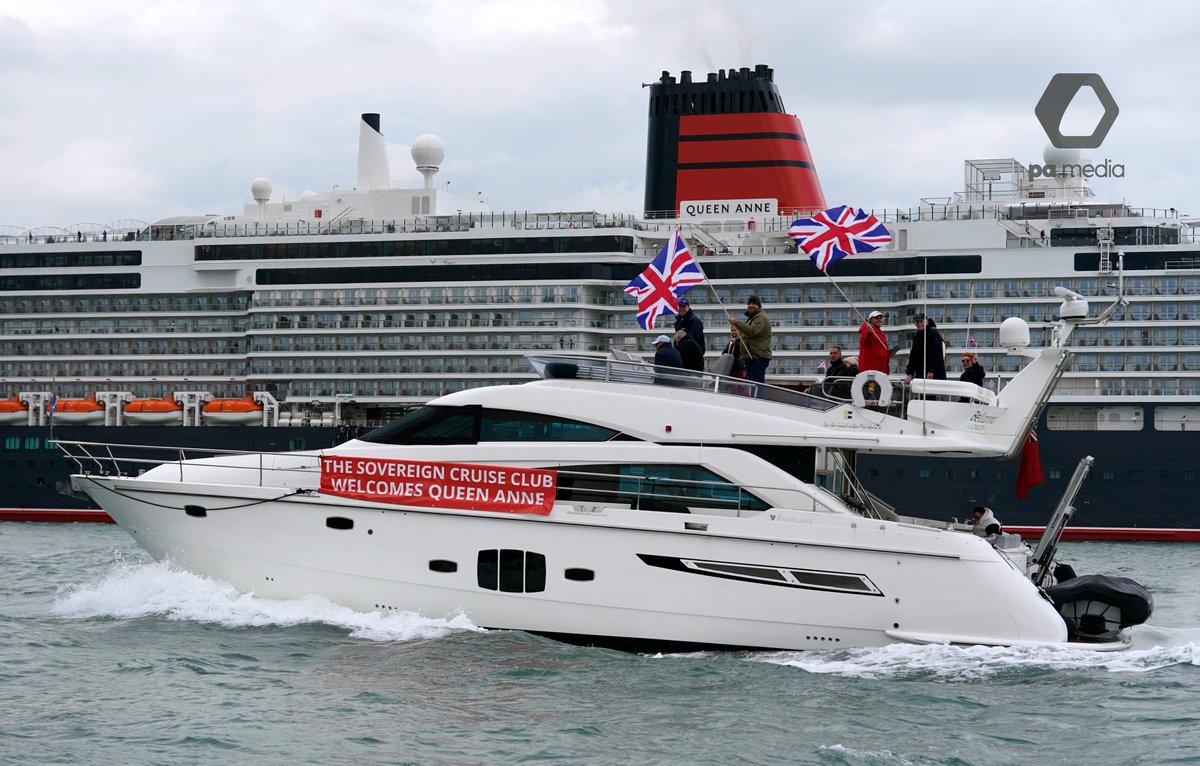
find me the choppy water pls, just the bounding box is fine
[1,523,1197,766]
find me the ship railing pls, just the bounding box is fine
[525,353,844,414]
[53,439,302,487]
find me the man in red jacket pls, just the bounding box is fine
[858,310,895,374]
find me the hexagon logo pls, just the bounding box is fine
[1035,73,1119,149]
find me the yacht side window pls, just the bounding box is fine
[360,406,625,445]
[557,464,770,512]
[360,405,481,444]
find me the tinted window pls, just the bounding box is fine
[361,405,621,445]
[557,463,770,512]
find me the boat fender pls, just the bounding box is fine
[1044,573,1154,627]
[850,370,893,409]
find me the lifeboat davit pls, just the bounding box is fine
[0,395,29,425]
[201,396,264,426]
[52,397,105,425]
[124,397,184,426]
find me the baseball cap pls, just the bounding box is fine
[653,335,672,346]
[868,310,883,319]
[678,298,689,306]
[914,312,927,321]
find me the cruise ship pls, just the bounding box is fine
[1,65,1197,539]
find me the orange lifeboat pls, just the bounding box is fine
[0,395,29,425]
[201,396,264,426]
[124,397,184,426]
[51,396,105,425]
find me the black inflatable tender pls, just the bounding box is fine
[1045,574,1154,626]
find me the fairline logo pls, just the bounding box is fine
[1029,73,1124,180]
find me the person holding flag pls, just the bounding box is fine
[726,295,772,383]
[859,310,895,374]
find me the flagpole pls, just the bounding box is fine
[821,270,869,325]
[686,244,752,358]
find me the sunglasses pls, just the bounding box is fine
[962,358,972,362]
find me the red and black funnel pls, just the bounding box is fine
[644,65,826,218]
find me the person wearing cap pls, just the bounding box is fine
[726,294,772,383]
[673,298,705,351]
[673,329,705,372]
[652,334,683,369]
[858,310,895,374]
[904,312,947,384]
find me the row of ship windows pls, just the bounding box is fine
[6,311,1200,345]
[10,377,1200,403]
[894,467,1199,481]
[19,275,1182,320]
[11,343,1200,379]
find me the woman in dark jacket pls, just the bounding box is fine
[959,351,985,386]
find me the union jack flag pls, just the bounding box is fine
[788,205,891,271]
[624,231,704,330]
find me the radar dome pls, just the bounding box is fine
[300,190,317,200]
[250,177,273,203]
[998,317,1031,351]
[1042,144,1081,170]
[411,134,445,171]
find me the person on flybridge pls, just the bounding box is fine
[971,506,1002,537]
[904,313,946,384]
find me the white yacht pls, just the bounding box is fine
[65,299,1153,652]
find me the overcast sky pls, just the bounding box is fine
[1,0,1196,229]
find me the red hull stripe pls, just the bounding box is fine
[0,508,114,523]
[1005,525,1200,542]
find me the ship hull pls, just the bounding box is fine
[0,424,355,523]
[857,403,1200,541]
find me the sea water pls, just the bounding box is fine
[1,523,1197,766]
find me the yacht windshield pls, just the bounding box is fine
[360,405,625,445]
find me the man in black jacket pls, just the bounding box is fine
[673,330,705,372]
[904,313,946,383]
[824,345,853,377]
[673,298,704,349]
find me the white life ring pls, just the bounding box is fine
[850,370,893,409]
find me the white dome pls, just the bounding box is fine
[998,317,1030,350]
[250,177,273,202]
[1042,144,1080,169]
[300,190,317,200]
[411,134,445,171]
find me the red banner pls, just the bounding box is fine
[319,457,556,515]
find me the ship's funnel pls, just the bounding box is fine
[356,113,391,190]
[644,65,826,218]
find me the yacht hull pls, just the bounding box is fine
[76,474,1069,651]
